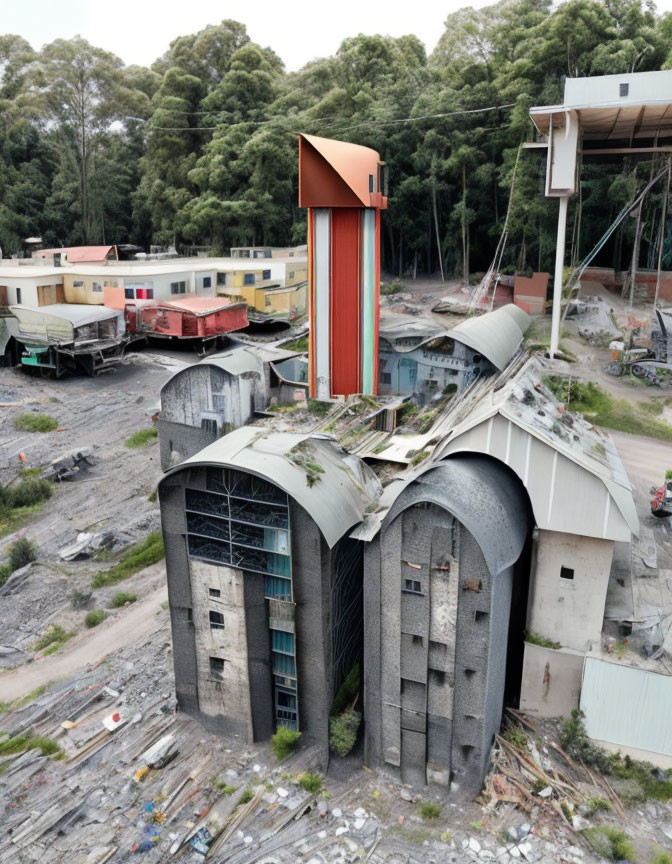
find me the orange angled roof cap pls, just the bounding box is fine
[299,134,386,209]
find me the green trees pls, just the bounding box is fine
[0,3,671,271]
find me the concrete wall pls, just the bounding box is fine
[157,418,216,472]
[160,464,350,764]
[519,642,583,718]
[527,530,614,652]
[0,275,63,307]
[290,502,333,765]
[514,272,549,299]
[191,559,254,740]
[158,365,264,470]
[366,497,518,795]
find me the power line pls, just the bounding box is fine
[138,101,518,133]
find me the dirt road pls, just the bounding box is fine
[609,429,670,499]
[0,582,168,703]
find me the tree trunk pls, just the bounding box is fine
[398,227,403,279]
[461,163,468,284]
[387,220,396,276]
[627,206,644,306]
[431,179,444,282]
[413,250,418,280]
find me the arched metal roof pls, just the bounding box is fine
[445,304,530,371]
[161,426,381,548]
[383,457,531,576]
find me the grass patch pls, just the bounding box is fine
[545,376,672,443]
[125,427,158,448]
[418,801,442,820]
[585,796,612,815]
[110,591,137,608]
[283,335,308,352]
[14,413,59,433]
[92,531,164,588]
[239,787,254,805]
[271,726,301,761]
[213,780,236,794]
[306,399,331,418]
[33,624,73,653]
[12,685,47,711]
[639,399,665,416]
[380,281,403,296]
[0,537,38,587]
[18,467,43,479]
[652,852,672,864]
[562,709,672,800]
[0,735,61,757]
[582,826,635,861]
[85,609,108,628]
[0,477,53,539]
[503,727,528,749]
[298,772,322,795]
[525,630,561,650]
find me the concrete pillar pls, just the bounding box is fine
[550,195,569,359]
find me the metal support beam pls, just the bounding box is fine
[550,195,569,359]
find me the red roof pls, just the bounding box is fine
[34,246,117,262]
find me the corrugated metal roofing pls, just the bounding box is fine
[581,657,672,759]
[9,303,124,342]
[10,303,121,328]
[433,358,638,541]
[160,345,304,399]
[353,356,638,544]
[445,304,531,371]
[163,426,381,548]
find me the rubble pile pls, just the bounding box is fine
[566,296,622,345]
[4,614,669,864]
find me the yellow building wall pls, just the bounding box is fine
[64,274,121,305]
[285,267,307,287]
[264,284,307,321]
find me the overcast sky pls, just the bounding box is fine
[0,0,528,71]
[4,0,672,72]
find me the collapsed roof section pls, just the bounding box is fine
[165,426,382,548]
[433,360,638,542]
[353,356,638,544]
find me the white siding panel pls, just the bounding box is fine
[313,209,331,401]
[582,657,672,758]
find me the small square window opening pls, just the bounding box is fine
[210,657,225,679]
[209,610,225,629]
[619,82,629,97]
[209,588,221,597]
[560,566,575,581]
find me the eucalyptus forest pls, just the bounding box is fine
[1,0,672,278]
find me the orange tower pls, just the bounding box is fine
[298,134,387,399]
